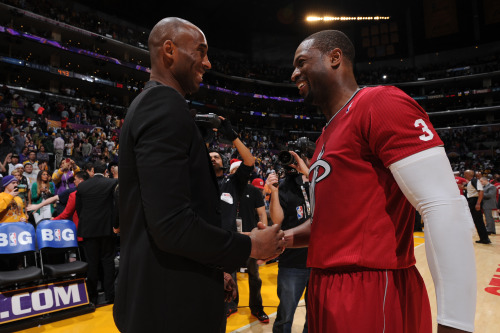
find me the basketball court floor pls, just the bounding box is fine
[17,227,500,333]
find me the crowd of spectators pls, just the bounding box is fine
[0,82,498,182]
[206,127,499,183]
[1,0,499,178]
[2,0,499,126]
[0,86,120,179]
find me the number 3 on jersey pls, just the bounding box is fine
[414,119,434,141]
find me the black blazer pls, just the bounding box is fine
[75,175,118,238]
[113,81,251,332]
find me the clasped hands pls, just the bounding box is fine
[248,222,286,262]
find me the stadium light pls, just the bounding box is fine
[306,16,390,22]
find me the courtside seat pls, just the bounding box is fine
[43,259,88,278]
[0,222,42,289]
[36,220,87,279]
[0,266,43,289]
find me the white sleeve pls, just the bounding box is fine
[389,146,476,332]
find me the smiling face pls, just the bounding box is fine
[171,26,211,95]
[24,164,33,173]
[291,39,331,105]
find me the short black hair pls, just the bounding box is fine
[93,162,107,174]
[107,162,117,173]
[208,149,221,159]
[75,171,89,181]
[84,162,94,172]
[304,30,355,65]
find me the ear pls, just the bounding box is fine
[162,40,175,63]
[328,48,342,68]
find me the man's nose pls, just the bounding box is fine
[291,68,300,82]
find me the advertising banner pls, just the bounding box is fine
[0,279,89,324]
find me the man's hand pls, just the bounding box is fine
[265,173,279,193]
[475,203,481,211]
[6,187,19,197]
[252,222,284,265]
[217,117,238,142]
[26,204,38,212]
[249,223,285,260]
[289,151,309,177]
[223,273,237,302]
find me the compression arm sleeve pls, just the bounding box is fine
[389,146,476,332]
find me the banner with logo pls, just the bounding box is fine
[0,222,35,254]
[36,220,78,249]
[0,279,89,324]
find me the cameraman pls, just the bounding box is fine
[266,138,315,333]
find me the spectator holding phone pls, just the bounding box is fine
[52,158,81,196]
[31,170,55,224]
[0,175,27,223]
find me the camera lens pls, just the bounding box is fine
[278,151,295,165]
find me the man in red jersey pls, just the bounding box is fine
[281,30,476,333]
[454,171,468,195]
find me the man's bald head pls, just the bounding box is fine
[464,170,474,180]
[148,17,196,60]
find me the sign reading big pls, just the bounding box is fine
[0,279,89,324]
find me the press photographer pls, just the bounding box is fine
[265,137,315,333]
[277,137,316,167]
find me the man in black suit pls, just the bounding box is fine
[76,161,118,305]
[113,17,285,333]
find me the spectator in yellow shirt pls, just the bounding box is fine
[0,175,27,223]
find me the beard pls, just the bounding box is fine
[212,162,222,173]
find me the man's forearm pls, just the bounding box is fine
[477,191,483,205]
[233,138,255,167]
[269,191,284,225]
[284,219,311,248]
[256,206,268,225]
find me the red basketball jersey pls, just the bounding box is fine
[455,176,468,195]
[307,86,443,270]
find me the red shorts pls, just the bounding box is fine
[308,266,432,333]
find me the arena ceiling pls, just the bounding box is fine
[82,0,500,60]
[83,0,405,51]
